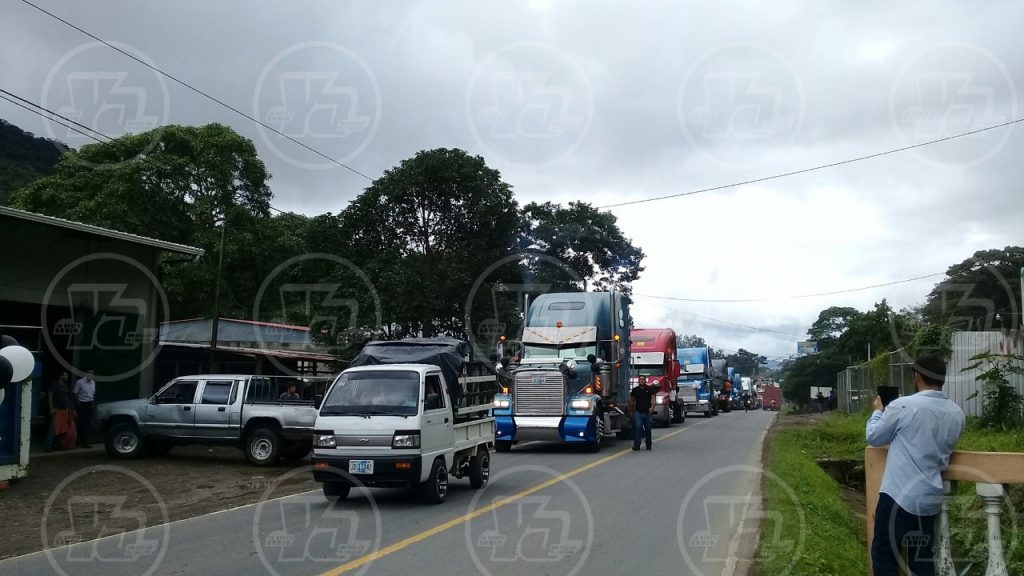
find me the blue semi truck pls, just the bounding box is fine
[677,346,718,417]
[492,291,632,453]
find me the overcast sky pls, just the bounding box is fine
[3,0,1021,360]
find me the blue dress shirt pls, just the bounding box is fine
[866,389,965,516]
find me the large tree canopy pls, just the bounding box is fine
[336,148,522,339]
[923,246,1023,330]
[521,201,645,296]
[10,123,275,319]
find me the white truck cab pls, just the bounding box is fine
[312,363,494,504]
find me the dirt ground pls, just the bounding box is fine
[0,445,319,560]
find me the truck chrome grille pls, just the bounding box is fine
[514,371,565,416]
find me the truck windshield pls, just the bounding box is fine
[522,343,596,360]
[320,371,420,416]
[634,366,664,377]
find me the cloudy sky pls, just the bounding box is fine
[2,0,1021,360]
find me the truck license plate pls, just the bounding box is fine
[349,460,374,475]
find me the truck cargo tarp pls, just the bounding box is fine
[350,338,469,404]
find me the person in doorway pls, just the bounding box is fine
[74,369,96,447]
[815,391,825,413]
[866,355,965,576]
[629,375,655,451]
[278,383,301,401]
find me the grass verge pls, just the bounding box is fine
[755,412,868,576]
[756,411,1024,575]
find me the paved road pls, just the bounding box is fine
[4,410,777,576]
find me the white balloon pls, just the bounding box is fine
[0,345,34,382]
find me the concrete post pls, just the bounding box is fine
[976,483,1008,576]
[935,480,956,576]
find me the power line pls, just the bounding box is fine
[0,92,107,145]
[598,117,1024,209]
[19,0,376,182]
[633,271,944,303]
[0,88,115,144]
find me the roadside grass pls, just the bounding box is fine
[757,411,1024,576]
[755,412,868,576]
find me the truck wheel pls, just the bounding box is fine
[323,481,351,502]
[105,423,144,459]
[704,409,712,418]
[421,459,449,504]
[469,452,490,489]
[495,440,512,453]
[587,415,604,453]
[281,443,311,463]
[245,428,281,466]
[671,403,684,424]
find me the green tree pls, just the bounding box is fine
[335,148,521,341]
[521,201,645,295]
[726,348,767,376]
[10,123,274,319]
[923,247,1024,330]
[0,119,63,204]
[677,334,707,348]
[807,306,863,352]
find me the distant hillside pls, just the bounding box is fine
[0,119,65,204]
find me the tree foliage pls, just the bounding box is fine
[923,247,1024,330]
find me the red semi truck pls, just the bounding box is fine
[629,328,683,427]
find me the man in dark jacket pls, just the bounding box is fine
[629,376,656,451]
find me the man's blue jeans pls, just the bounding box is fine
[871,492,936,576]
[633,411,652,449]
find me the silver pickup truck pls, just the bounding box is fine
[96,374,325,466]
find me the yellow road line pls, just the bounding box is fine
[320,417,714,576]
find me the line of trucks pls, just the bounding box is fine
[95,290,782,505]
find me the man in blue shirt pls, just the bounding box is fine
[866,355,965,576]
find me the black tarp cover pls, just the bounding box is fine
[350,338,468,405]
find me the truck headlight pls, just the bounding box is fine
[392,433,421,448]
[493,399,510,409]
[315,434,336,448]
[656,396,666,405]
[570,399,592,410]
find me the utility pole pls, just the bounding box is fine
[209,221,227,372]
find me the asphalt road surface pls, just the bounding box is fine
[3,410,780,576]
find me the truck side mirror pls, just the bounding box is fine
[586,354,596,364]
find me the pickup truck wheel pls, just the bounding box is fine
[421,459,449,504]
[469,452,490,489]
[323,481,351,501]
[494,440,512,453]
[105,423,144,459]
[244,428,281,466]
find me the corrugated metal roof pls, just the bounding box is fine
[0,205,204,256]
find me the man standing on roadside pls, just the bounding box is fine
[629,375,655,451]
[866,355,964,576]
[74,369,96,448]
